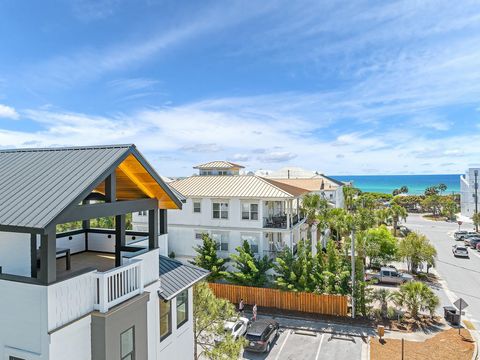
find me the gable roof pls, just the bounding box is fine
[0,144,182,231]
[158,255,209,300]
[193,161,244,170]
[272,175,343,191]
[169,175,309,199]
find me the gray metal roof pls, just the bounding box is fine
[0,144,182,231]
[158,255,209,300]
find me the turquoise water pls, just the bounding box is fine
[332,174,460,195]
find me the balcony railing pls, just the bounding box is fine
[263,213,305,229]
[93,259,143,313]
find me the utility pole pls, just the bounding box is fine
[351,229,356,319]
[475,170,478,232]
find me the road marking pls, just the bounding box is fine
[274,329,291,360]
[315,333,325,360]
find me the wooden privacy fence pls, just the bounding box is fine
[208,283,348,317]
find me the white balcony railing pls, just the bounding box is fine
[93,259,143,313]
[124,248,159,286]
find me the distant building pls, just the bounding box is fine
[461,168,480,218]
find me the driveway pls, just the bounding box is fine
[240,314,371,360]
[405,214,480,328]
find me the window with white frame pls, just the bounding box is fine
[194,230,205,241]
[193,200,201,213]
[212,231,229,251]
[138,211,147,216]
[176,289,188,327]
[241,233,259,254]
[212,201,229,219]
[121,326,135,360]
[241,202,259,220]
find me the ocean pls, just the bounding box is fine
[331,174,461,195]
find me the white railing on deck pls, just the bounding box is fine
[123,248,159,286]
[93,260,143,313]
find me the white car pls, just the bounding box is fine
[452,244,469,258]
[215,317,250,343]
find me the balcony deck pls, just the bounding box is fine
[55,251,115,279]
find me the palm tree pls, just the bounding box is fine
[389,204,407,236]
[438,183,447,195]
[301,193,328,243]
[391,281,439,319]
[373,288,392,318]
[473,212,480,233]
[343,186,360,212]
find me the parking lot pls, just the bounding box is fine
[241,324,367,360]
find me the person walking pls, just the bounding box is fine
[239,298,244,315]
[252,303,257,322]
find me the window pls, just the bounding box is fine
[193,200,201,213]
[241,233,259,254]
[212,202,229,219]
[242,203,259,220]
[212,231,229,252]
[138,211,147,216]
[9,357,26,360]
[195,231,204,240]
[160,300,172,340]
[121,327,135,360]
[176,290,189,327]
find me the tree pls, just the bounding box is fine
[398,232,437,273]
[389,204,407,236]
[193,282,245,359]
[438,183,447,195]
[373,288,392,318]
[421,195,442,217]
[364,225,398,267]
[301,193,329,243]
[424,186,439,196]
[391,281,439,319]
[441,198,458,220]
[343,186,361,212]
[473,212,480,232]
[392,186,408,196]
[226,240,272,287]
[275,240,316,292]
[191,234,227,281]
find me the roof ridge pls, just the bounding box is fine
[0,144,134,154]
[257,176,305,197]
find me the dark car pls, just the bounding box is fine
[468,237,480,249]
[244,319,279,353]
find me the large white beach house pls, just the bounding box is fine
[0,145,208,360]
[133,161,332,263]
[460,167,480,218]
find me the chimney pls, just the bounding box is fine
[287,169,290,179]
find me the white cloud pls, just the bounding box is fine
[0,104,19,119]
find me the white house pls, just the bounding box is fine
[0,145,207,360]
[133,161,313,264]
[460,168,480,218]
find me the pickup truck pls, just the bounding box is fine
[366,267,413,285]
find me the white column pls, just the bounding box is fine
[311,225,317,256]
[286,200,291,229]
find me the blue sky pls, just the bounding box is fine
[1,0,480,176]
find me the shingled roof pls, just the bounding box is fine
[0,144,182,232]
[158,255,209,300]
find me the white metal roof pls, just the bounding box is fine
[193,161,245,170]
[170,175,309,199]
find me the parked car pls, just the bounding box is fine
[215,317,250,344]
[464,236,480,247]
[477,243,480,252]
[455,231,478,241]
[398,226,411,236]
[452,244,469,258]
[244,319,279,353]
[468,237,480,249]
[366,267,413,285]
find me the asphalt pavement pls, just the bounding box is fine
[405,213,480,329]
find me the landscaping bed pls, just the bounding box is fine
[370,328,475,360]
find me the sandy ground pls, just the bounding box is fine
[370,328,475,360]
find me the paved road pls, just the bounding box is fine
[405,213,480,328]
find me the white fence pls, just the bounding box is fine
[93,260,143,313]
[124,248,159,286]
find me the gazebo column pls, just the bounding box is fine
[149,208,159,250]
[115,214,126,267]
[39,227,56,284]
[30,234,37,278]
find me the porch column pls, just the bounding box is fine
[149,208,159,250]
[159,209,167,235]
[115,214,126,267]
[82,199,90,251]
[30,234,37,278]
[286,200,291,229]
[39,227,56,284]
[296,198,299,217]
